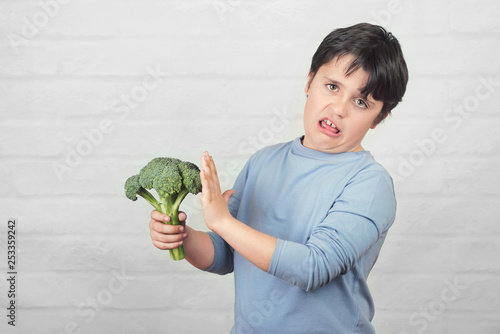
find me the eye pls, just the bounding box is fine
[355,98,368,108]
[326,84,338,92]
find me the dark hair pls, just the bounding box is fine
[309,23,409,125]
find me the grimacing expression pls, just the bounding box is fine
[302,55,385,154]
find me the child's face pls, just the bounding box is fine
[303,55,384,154]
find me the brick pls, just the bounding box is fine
[0,160,16,198]
[438,121,500,155]
[18,270,174,309]
[370,272,492,329]
[0,123,66,157]
[19,235,126,272]
[12,308,129,334]
[368,273,458,309]
[0,39,309,77]
[12,160,118,195]
[3,0,400,42]
[10,307,232,333]
[448,314,500,334]
[368,118,500,156]
[40,1,223,39]
[61,118,297,158]
[369,0,448,35]
[374,238,452,274]
[386,158,450,194]
[392,197,500,236]
[448,74,500,117]
[445,275,500,312]
[2,115,298,160]
[2,308,78,334]
[450,0,500,33]
[145,78,227,119]
[0,2,43,49]
[372,310,447,334]
[0,41,59,75]
[172,271,234,311]
[386,157,500,196]
[390,76,449,119]
[112,237,202,274]
[364,119,446,155]
[121,309,232,334]
[17,233,213,274]
[227,79,305,118]
[0,80,124,119]
[0,198,142,235]
[405,37,500,75]
[451,240,500,273]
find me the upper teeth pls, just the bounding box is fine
[324,119,336,128]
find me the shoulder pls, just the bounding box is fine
[357,152,392,177]
[247,139,294,165]
[233,140,294,183]
[348,153,395,193]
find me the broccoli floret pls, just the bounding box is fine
[124,174,161,211]
[124,157,202,261]
[179,161,203,194]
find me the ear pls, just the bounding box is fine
[304,72,314,95]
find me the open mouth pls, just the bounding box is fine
[319,119,341,135]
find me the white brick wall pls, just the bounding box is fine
[1,0,499,333]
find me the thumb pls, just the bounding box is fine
[222,189,236,204]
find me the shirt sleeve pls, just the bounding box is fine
[202,158,251,275]
[267,168,397,291]
[203,232,234,275]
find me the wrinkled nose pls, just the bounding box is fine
[329,97,348,119]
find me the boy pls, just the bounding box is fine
[149,23,408,333]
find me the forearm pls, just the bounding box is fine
[199,151,277,272]
[213,217,277,272]
[183,226,215,270]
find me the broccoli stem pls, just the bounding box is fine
[172,188,189,212]
[167,209,186,261]
[137,188,162,212]
[158,193,187,261]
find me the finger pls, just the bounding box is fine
[207,154,219,179]
[200,154,210,186]
[178,211,187,222]
[200,154,217,197]
[200,152,221,195]
[150,220,185,234]
[201,151,210,173]
[222,189,236,204]
[152,239,184,251]
[151,210,170,223]
[151,229,186,244]
[201,152,217,179]
[207,155,222,194]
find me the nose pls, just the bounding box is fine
[329,96,348,118]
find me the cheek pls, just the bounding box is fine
[303,100,315,122]
[348,115,372,134]
[304,96,322,115]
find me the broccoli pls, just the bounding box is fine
[124,157,202,261]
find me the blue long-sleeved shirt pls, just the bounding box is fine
[205,137,396,333]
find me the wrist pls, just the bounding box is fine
[210,214,235,236]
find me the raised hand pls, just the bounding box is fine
[199,151,235,233]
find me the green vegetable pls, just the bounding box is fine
[125,157,202,261]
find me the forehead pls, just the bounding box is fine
[319,55,370,85]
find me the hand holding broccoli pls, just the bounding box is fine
[149,210,187,252]
[124,157,202,261]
